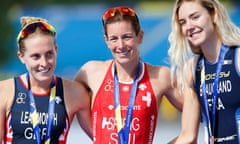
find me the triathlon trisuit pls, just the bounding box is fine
[4,76,70,144]
[195,47,240,143]
[92,61,158,144]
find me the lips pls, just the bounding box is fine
[37,67,51,73]
[189,28,202,38]
[115,48,131,56]
[189,31,197,37]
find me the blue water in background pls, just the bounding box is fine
[1,4,172,79]
[2,3,240,80]
[1,3,239,143]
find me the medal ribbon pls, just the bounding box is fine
[114,62,141,144]
[27,73,56,144]
[200,44,227,143]
[235,108,240,143]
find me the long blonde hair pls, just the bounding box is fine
[168,0,240,89]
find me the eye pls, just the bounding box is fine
[46,51,54,59]
[191,14,200,21]
[178,19,186,26]
[31,54,41,60]
[122,34,134,41]
[108,36,118,43]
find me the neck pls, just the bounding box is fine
[30,83,52,94]
[26,74,54,94]
[201,37,222,63]
[114,60,140,82]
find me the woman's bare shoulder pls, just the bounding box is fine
[0,78,14,92]
[74,60,112,81]
[79,60,112,73]
[146,63,171,77]
[0,78,15,110]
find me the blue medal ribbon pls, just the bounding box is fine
[200,44,228,143]
[27,73,56,144]
[235,107,240,143]
[114,62,141,144]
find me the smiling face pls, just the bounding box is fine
[178,1,216,49]
[105,20,143,64]
[18,34,57,84]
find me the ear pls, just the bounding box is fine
[212,12,217,24]
[55,45,58,53]
[104,34,108,42]
[104,34,111,48]
[17,51,25,64]
[138,30,144,44]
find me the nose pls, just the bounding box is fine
[117,38,125,48]
[184,20,195,36]
[40,56,48,67]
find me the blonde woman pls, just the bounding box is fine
[0,16,92,143]
[168,0,240,143]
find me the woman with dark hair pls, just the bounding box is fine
[74,6,183,144]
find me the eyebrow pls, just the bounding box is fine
[189,11,199,17]
[178,11,199,21]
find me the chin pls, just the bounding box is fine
[117,58,132,64]
[40,72,54,79]
[190,35,205,45]
[189,38,203,47]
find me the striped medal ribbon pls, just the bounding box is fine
[200,44,227,144]
[114,62,141,144]
[27,73,56,144]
